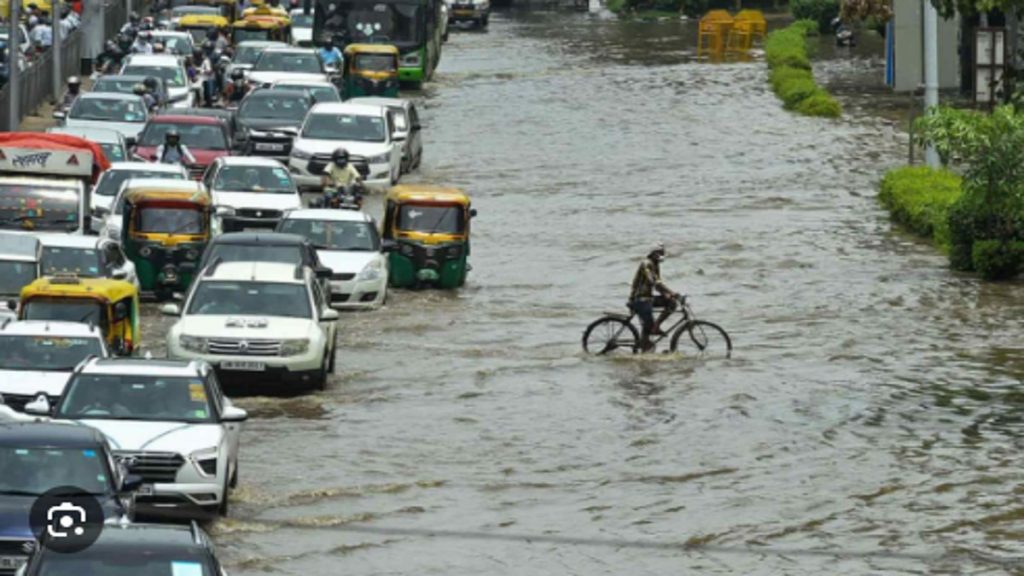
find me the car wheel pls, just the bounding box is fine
[316,353,328,391]
[327,335,337,374]
[218,474,230,516]
[230,462,238,489]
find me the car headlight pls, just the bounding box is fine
[291,148,313,161]
[357,261,382,281]
[367,152,390,164]
[179,334,208,353]
[190,447,218,478]
[401,52,421,67]
[279,338,310,356]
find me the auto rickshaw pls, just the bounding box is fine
[231,13,291,44]
[120,187,212,299]
[19,276,140,356]
[178,13,231,44]
[189,0,239,23]
[342,44,401,99]
[382,186,476,289]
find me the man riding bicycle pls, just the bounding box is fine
[629,242,679,351]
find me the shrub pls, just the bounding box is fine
[878,166,962,246]
[778,77,819,108]
[794,90,842,117]
[971,240,1024,280]
[791,0,840,33]
[769,66,813,92]
[765,27,812,69]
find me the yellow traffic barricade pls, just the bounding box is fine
[735,9,767,42]
[725,19,755,59]
[697,10,734,59]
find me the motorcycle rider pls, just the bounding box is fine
[318,36,343,69]
[143,76,165,108]
[221,68,251,104]
[133,82,158,112]
[131,31,153,54]
[206,26,229,52]
[95,39,124,74]
[320,147,364,208]
[155,130,196,166]
[120,11,140,35]
[59,76,82,110]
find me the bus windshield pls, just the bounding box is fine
[0,183,80,233]
[318,0,422,45]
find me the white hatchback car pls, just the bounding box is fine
[288,102,403,190]
[202,157,303,233]
[277,209,390,309]
[121,53,197,108]
[31,357,247,518]
[163,261,339,391]
[0,320,107,412]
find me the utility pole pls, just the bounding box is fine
[52,0,62,104]
[7,0,19,130]
[923,0,940,167]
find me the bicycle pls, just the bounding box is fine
[582,295,732,357]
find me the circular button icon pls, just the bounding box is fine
[29,486,104,554]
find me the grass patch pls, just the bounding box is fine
[878,166,962,250]
[764,20,841,118]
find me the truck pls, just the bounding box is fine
[0,132,110,235]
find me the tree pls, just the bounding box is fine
[928,0,1024,18]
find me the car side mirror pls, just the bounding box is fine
[93,206,110,218]
[321,308,339,321]
[469,208,477,218]
[381,239,397,253]
[393,133,406,141]
[160,303,181,316]
[124,136,136,148]
[221,405,248,422]
[120,473,144,493]
[52,110,66,120]
[24,394,51,417]
[112,269,128,280]
[5,299,15,311]
[411,124,422,131]
[314,266,333,279]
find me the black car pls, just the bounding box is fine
[0,422,140,575]
[235,89,313,161]
[196,232,331,291]
[22,522,222,576]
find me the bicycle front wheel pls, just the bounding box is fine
[582,317,639,355]
[669,320,732,358]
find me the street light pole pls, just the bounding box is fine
[52,0,62,104]
[923,0,940,167]
[8,0,20,130]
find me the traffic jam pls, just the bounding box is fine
[0,0,482,573]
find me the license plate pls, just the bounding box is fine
[455,9,474,15]
[0,556,26,570]
[137,484,154,496]
[221,360,266,371]
[255,143,285,152]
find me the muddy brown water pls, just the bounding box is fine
[135,12,1024,575]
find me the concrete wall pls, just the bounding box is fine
[892,0,959,92]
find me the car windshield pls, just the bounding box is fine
[99,142,127,163]
[0,335,104,371]
[0,183,80,233]
[0,447,111,496]
[187,281,311,318]
[204,244,302,266]
[235,44,274,65]
[290,12,312,26]
[155,35,192,55]
[22,299,105,328]
[94,78,158,96]
[122,65,185,88]
[139,123,228,149]
[69,98,146,123]
[214,165,295,193]
[95,169,186,197]
[397,204,465,234]
[37,553,214,576]
[59,374,214,423]
[279,219,379,251]
[253,51,322,73]
[239,93,310,121]
[233,28,273,43]
[301,113,384,141]
[41,247,103,277]
[355,53,396,72]
[0,260,37,295]
[339,3,423,44]
[136,207,206,235]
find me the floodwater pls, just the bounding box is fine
[142,11,1024,575]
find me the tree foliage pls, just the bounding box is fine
[928,0,1024,18]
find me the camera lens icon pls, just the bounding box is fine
[30,487,103,554]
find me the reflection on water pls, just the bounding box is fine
[132,10,1024,575]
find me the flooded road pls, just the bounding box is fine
[149,12,1024,574]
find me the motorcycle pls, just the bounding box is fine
[312,185,364,211]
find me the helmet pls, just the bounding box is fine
[324,36,334,48]
[331,147,349,166]
[143,76,158,90]
[129,11,140,23]
[105,40,117,52]
[165,129,180,145]
[192,47,204,60]
[202,40,214,52]
[648,242,666,261]
[67,75,81,85]
[132,83,147,95]
[230,68,245,81]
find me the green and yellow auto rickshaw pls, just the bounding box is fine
[342,44,400,99]
[382,185,475,289]
[120,186,212,299]
[19,276,140,356]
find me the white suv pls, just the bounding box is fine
[163,261,339,391]
[29,357,247,518]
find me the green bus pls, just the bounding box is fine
[308,0,443,87]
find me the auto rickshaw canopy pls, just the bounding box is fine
[179,13,231,30]
[387,185,471,207]
[242,4,289,18]
[385,185,473,244]
[20,276,138,305]
[123,187,212,246]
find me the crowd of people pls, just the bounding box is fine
[0,2,84,87]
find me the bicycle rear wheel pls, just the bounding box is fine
[582,317,639,355]
[669,320,732,358]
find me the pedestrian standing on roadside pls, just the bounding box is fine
[29,17,52,52]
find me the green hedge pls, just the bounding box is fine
[764,21,841,118]
[878,166,962,250]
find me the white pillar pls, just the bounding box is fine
[53,1,62,103]
[923,0,940,167]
